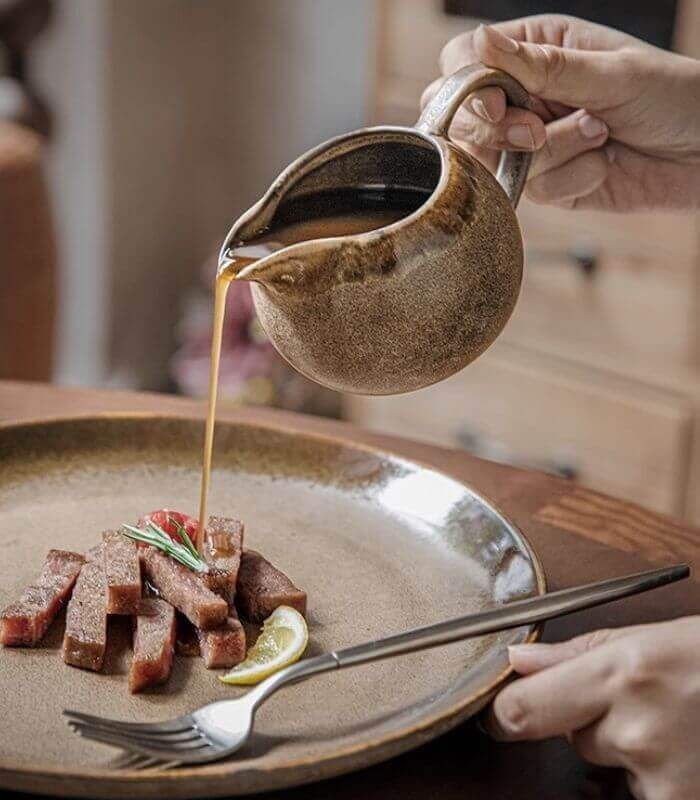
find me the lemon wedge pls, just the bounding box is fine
[220,606,308,685]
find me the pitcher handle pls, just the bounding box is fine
[416,64,533,208]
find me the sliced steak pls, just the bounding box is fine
[103,530,141,615]
[175,614,201,657]
[236,550,307,623]
[84,544,103,563]
[1,549,85,646]
[201,516,244,603]
[140,546,227,630]
[197,608,246,669]
[129,598,177,693]
[62,560,108,670]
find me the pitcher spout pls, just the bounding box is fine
[217,242,286,281]
[218,124,438,286]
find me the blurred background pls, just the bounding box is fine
[2,0,700,523]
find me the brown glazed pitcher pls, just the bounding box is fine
[221,65,533,395]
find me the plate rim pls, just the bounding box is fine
[0,412,547,797]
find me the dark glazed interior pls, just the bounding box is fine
[271,137,442,231]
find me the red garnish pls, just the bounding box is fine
[139,510,199,546]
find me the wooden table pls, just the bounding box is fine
[2,380,699,800]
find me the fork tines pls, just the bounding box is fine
[63,709,216,765]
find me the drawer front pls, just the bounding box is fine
[345,344,693,516]
[518,200,699,264]
[508,247,697,366]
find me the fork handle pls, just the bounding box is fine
[252,563,688,703]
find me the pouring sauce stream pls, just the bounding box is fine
[195,187,430,549]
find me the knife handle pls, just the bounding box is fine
[330,564,689,668]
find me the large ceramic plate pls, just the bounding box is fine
[0,415,545,798]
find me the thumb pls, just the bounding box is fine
[474,24,625,109]
[508,626,642,675]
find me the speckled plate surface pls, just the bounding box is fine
[0,415,545,798]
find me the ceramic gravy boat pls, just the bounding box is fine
[221,65,532,395]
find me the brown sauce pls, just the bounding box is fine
[196,187,430,549]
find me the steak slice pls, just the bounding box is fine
[140,547,227,630]
[201,516,244,603]
[103,530,141,615]
[197,608,246,669]
[236,550,307,623]
[84,544,103,563]
[1,549,85,646]
[129,598,176,693]
[175,615,201,657]
[62,560,108,670]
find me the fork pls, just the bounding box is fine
[65,563,689,766]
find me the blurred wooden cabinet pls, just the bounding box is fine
[345,0,700,522]
[0,122,56,381]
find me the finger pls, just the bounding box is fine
[439,16,632,77]
[484,644,613,741]
[572,711,658,772]
[541,98,574,119]
[421,82,507,125]
[627,772,648,800]
[465,86,506,124]
[440,29,479,76]
[449,105,546,151]
[448,135,499,174]
[526,150,610,205]
[420,77,443,111]
[507,625,637,675]
[529,110,608,179]
[438,32,562,129]
[571,143,700,212]
[422,82,546,150]
[439,19,552,76]
[570,719,621,768]
[515,624,655,675]
[473,24,629,109]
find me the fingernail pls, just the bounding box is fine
[506,124,535,149]
[484,26,519,54]
[578,113,608,139]
[508,643,549,662]
[470,96,495,123]
[508,644,536,658]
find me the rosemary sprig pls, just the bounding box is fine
[169,517,202,562]
[121,521,208,573]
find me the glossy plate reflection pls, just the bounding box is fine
[0,415,544,799]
